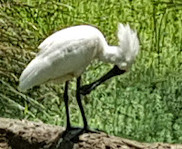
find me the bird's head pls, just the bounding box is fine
[115,23,140,71]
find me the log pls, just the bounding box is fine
[0,118,181,149]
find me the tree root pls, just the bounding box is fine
[0,118,181,149]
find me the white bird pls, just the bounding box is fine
[19,23,139,136]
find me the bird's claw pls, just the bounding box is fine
[56,127,83,149]
[56,126,100,149]
[62,127,84,141]
[84,127,100,134]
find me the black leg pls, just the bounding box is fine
[61,80,84,142]
[64,81,71,130]
[57,78,97,148]
[76,76,88,129]
[80,65,126,95]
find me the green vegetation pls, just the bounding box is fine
[0,0,182,143]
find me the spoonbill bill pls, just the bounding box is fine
[19,23,139,137]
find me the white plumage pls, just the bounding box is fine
[19,23,139,91]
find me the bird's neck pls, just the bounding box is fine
[99,46,120,64]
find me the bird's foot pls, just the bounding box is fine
[56,126,84,149]
[62,126,84,142]
[83,126,100,134]
[56,126,101,149]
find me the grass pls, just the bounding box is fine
[0,0,182,143]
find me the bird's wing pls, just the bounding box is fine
[37,31,70,57]
[19,37,99,91]
[37,25,101,56]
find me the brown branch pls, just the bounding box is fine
[0,118,181,149]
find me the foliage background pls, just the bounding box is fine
[0,0,182,143]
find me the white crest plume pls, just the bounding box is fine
[117,23,139,69]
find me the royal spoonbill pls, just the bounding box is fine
[19,23,139,137]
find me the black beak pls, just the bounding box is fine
[80,65,126,95]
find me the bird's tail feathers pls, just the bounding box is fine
[19,59,41,91]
